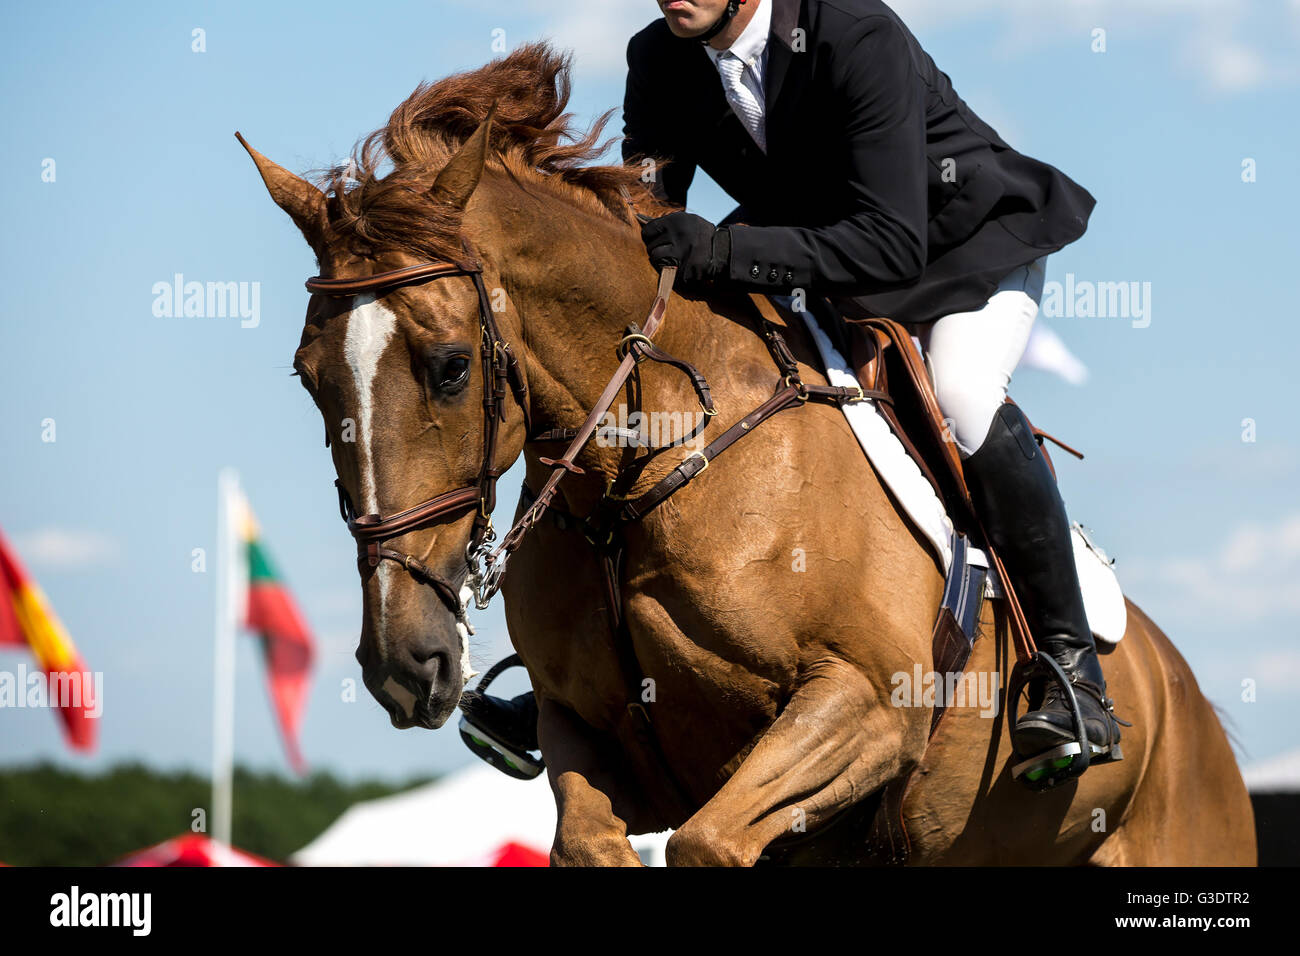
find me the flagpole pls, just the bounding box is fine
[212,468,239,847]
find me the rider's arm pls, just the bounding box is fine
[725,14,929,294]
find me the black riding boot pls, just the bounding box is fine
[964,404,1122,769]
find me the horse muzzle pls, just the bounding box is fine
[356,637,464,730]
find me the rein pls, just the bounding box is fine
[465,265,679,607]
[305,242,888,621]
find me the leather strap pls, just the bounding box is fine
[621,384,803,522]
[306,259,481,295]
[619,325,716,419]
[617,297,887,525]
[489,266,678,562]
[347,487,482,544]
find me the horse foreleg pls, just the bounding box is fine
[666,656,915,867]
[538,696,647,867]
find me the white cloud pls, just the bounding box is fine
[894,0,1299,94]
[538,2,654,75]
[11,528,119,571]
[490,0,1299,94]
[1125,514,1300,622]
[1201,41,1270,93]
[1249,649,1300,691]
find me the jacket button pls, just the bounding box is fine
[750,264,761,278]
[784,271,794,284]
[768,268,780,282]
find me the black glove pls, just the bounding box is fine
[640,211,732,286]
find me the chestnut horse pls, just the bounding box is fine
[240,45,1254,866]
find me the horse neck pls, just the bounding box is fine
[470,173,760,453]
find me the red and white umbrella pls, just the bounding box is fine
[115,834,279,867]
[452,840,549,868]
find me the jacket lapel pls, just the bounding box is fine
[765,0,806,116]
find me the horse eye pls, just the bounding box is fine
[438,355,471,390]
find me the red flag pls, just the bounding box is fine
[232,496,314,773]
[0,526,97,751]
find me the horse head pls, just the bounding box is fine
[239,110,529,729]
[238,42,672,734]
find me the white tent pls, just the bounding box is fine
[293,762,670,866]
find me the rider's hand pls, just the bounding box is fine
[640,211,731,286]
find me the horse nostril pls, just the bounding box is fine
[410,642,440,666]
[402,643,446,683]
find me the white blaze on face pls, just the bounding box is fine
[344,294,399,627]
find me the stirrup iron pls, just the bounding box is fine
[458,655,545,781]
[1008,652,1123,791]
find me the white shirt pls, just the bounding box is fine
[704,0,772,147]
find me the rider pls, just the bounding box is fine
[469,0,1123,780]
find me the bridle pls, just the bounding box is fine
[305,240,874,624]
[307,229,684,620]
[306,245,528,615]
[304,216,881,634]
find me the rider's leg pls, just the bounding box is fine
[920,258,1044,459]
[920,258,1121,762]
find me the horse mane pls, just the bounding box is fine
[315,41,668,262]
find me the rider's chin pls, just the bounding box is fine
[661,6,703,36]
[664,19,704,40]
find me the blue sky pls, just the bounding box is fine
[1,0,1297,784]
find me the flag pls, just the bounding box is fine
[0,525,97,751]
[228,491,315,774]
[1018,323,1089,386]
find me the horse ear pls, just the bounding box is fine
[429,105,497,211]
[235,132,330,250]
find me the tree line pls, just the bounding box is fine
[0,762,433,866]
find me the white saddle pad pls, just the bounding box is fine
[792,306,1127,645]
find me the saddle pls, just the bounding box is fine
[842,314,1076,524]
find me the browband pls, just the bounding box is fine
[305,259,481,296]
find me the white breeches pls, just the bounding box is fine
[918,257,1047,456]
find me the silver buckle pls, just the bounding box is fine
[465,537,507,611]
